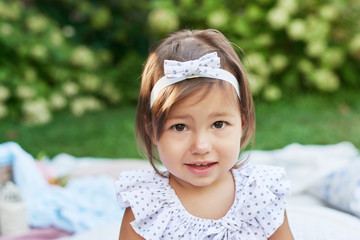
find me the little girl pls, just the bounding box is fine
[116,29,293,239]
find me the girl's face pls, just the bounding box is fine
[154,84,242,189]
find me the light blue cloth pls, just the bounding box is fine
[311,159,360,218]
[0,142,124,233]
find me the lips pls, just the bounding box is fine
[185,162,217,176]
[187,162,216,168]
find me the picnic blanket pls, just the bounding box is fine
[0,142,124,234]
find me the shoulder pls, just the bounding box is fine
[232,163,291,238]
[234,163,287,178]
[119,208,145,240]
[233,163,291,202]
[115,170,181,239]
[268,211,294,240]
[234,163,289,191]
[115,169,168,208]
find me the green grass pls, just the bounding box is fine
[1,106,140,159]
[253,89,360,150]
[1,89,359,159]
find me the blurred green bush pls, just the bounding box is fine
[0,0,359,125]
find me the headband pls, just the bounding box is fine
[150,52,240,108]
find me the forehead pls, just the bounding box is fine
[168,82,240,116]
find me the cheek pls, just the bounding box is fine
[156,134,187,160]
[217,129,242,155]
[225,137,241,154]
[156,141,169,159]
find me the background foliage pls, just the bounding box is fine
[0,0,359,125]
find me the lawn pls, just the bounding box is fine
[1,88,359,159]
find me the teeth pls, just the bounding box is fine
[194,163,209,166]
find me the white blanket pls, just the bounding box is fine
[56,142,360,240]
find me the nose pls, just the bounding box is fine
[190,130,212,155]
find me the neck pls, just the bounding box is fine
[169,170,233,193]
[169,170,236,220]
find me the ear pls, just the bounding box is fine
[241,116,246,131]
[151,134,157,146]
[146,124,157,146]
[147,127,158,146]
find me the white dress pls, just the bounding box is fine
[115,164,291,240]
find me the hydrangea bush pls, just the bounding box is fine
[0,0,126,124]
[147,0,360,100]
[0,0,359,124]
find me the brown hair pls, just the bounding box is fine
[135,29,255,174]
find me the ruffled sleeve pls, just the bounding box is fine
[233,164,291,238]
[115,170,176,239]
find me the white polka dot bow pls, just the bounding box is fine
[150,52,240,108]
[164,52,221,79]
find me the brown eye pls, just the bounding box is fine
[212,121,226,129]
[173,124,187,131]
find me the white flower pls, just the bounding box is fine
[267,7,289,30]
[270,54,288,72]
[247,73,265,95]
[30,45,48,60]
[27,15,48,34]
[304,16,330,42]
[0,1,22,21]
[101,82,121,104]
[49,93,67,110]
[84,97,102,111]
[70,97,103,116]
[22,99,52,125]
[79,73,101,92]
[319,4,338,21]
[298,59,314,74]
[71,45,96,69]
[278,0,298,15]
[16,85,36,99]
[207,10,229,29]
[245,52,270,77]
[0,23,12,36]
[0,85,10,101]
[312,69,340,92]
[148,8,179,34]
[349,33,360,57]
[263,85,282,101]
[255,34,274,47]
[62,82,79,97]
[306,40,327,57]
[70,99,85,116]
[287,19,306,40]
[50,30,64,47]
[62,25,76,38]
[0,103,8,119]
[321,48,345,69]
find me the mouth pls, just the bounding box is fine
[185,162,217,176]
[186,162,217,168]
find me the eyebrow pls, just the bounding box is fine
[167,112,235,121]
[209,112,236,119]
[166,114,192,121]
